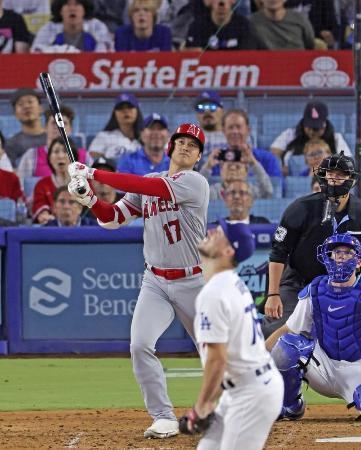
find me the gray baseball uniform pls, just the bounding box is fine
[116,169,209,420]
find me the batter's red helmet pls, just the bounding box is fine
[167,123,205,157]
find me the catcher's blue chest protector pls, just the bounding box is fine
[311,275,361,362]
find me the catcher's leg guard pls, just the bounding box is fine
[271,333,315,419]
[353,384,361,411]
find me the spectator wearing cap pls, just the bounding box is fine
[271,101,351,175]
[250,0,315,49]
[46,186,96,227]
[185,0,266,51]
[201,109,281,183]
[5,88,46,168]
[217,179,270,225]
[0,0,31,53]
[31,0,112,53]
[88,93,143,162]
[194,90,227,165]
[206,147,273,200]
[117,113,170,176]
[0,130,13,172]
[115,0,172,51]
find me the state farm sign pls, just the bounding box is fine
[0,50,353,91]
[89,58,259,89]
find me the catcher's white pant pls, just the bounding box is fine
[197,364,284,450]
[304,342,361,407]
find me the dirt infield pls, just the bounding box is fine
[0,405,360,450]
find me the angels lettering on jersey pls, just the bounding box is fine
[143,198,179,219]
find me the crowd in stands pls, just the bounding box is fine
[0,86,353,228]
[0,0,356,54]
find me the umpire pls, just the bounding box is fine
[262,152,361,338]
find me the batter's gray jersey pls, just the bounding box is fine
[117,170,209,268]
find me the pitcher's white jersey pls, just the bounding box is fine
[195,270,271,379]
[118,170,209,268]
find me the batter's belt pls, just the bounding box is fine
[145,263,202,280]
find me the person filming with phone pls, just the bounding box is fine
[199,109,282,184]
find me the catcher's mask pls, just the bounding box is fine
[167,123,205,157]
[317,233,361,282]
[314,151,358,198]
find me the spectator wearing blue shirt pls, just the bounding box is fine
[115,0,172,51]
[117,113,170,175]
[201,109,282,179]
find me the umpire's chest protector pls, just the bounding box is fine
[311,276,361,362]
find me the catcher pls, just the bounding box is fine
[180,221,284,450]
[266,232,361,420]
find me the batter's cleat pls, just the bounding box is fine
[144,419,179,439]
[277,398,305,421]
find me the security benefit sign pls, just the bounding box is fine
[22,243,145,340]
[236,249,268,307]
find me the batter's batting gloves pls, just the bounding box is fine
[68,176,97,208]
[179,407,215,435]
[68,162,96,180]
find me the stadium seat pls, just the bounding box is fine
[287,155,308,176]
[261,112,300,148]
[329,113,346,134]
[284,176,311,198]
[23,177,41,199]
[251,198,294,223]
[344,132,355,153]
[0,198,16,222]
[0,116,20,138]
[270,176,283,199]
[207,199,228,223]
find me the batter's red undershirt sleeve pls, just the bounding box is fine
[94,170,172,200]
[91,198,123,223]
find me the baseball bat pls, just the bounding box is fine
[39,72,86,194]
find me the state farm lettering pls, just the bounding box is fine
[89,58,259,89]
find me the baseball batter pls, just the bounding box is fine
[180,221,284,450]
[68,123,209,438]
[266,233,361,420]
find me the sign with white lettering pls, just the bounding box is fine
[21,243,185,340]
[0,51,353,90]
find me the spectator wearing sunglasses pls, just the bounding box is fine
[194,90,227,164]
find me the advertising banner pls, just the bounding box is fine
[0,51,353,91]
[21,243,185,340]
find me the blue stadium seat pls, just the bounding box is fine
[207,199,228,223]
[251,198,294,223]
[329,113,346,134]
[344,132,355,153]
[84,114,106,136]
[270,176,283,199]
[287,155,308,176]
[0,198,16,222]
[86,134,96,149]
[0,116,20,138]
[261,112,300,148]
[284,176,311,198]
[23,177,41,199]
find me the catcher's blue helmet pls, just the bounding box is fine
[317,233,361,282]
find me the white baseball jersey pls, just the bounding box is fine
[195,270,271,379]
[118,170,209,268]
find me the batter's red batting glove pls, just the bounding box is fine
[68,162,96,180]
[68,176,97,208]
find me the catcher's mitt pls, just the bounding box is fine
[179,407,215,435]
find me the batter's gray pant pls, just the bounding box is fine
[130,269,204,421]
